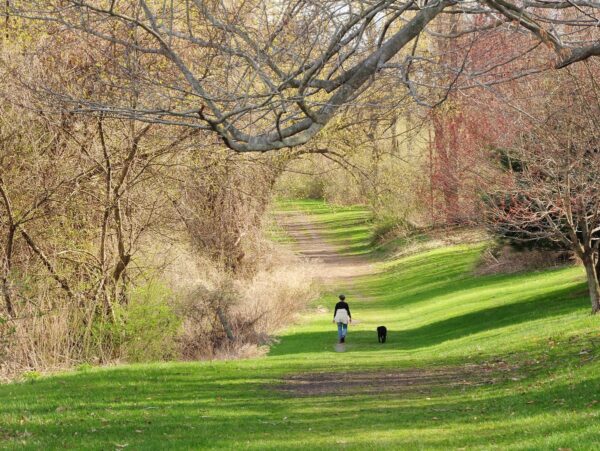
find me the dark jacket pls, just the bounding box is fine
[333,301,351,319]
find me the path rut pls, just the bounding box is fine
[276,211,375,293]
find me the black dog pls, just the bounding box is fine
[377,326,387,343]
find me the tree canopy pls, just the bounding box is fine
[11,0,600,151]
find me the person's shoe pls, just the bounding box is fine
[341,337,345,343]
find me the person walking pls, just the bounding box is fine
[333,294,351,343]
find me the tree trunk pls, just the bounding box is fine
[1,225,15,317]
[216,306,235,342]
[583,256,600,314]
[1,275,14,317]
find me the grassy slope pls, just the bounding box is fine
[1,200,600,450]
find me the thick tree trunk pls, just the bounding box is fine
[583,256,600,314]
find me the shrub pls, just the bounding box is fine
[175,247,319,360]
[237,262,320,340]
[76,363,93,372]
[120,282,181,363]
[305,178,325,200]
[474,244,573,276]
[21,370,42,382]
[176,278,241,360]
[371,216,415,245]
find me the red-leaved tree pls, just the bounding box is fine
[486,64,600,313]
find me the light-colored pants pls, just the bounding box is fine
[337,322,348,340]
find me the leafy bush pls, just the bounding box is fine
[273,170,328,200]
[120,282,181,363]
[305,178,325,200]
[76,363,93,372]
[21,370,42,382]
[371,216,414,245]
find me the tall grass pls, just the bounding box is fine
[175,244,319,360]
[1,231,320,381]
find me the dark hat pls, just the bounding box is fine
[339,294,346,300]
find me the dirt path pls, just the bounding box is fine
[274,210,527,394]
[276,211,375,293]
[275,363,521,397]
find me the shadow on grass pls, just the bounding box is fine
[336,245,584,318]
[348,246,486,309]
[270,284,588,356]
[2,359,599,449]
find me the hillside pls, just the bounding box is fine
[1,200,599,450]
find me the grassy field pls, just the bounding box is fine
[1,200,599,450]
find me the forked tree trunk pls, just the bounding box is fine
[583,256,600,314]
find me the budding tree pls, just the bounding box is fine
[486,66,600,313]
[10,0,600,152]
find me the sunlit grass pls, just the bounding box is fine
[273,199,373,255]
[1,199,599,450]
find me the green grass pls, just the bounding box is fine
[274,199,374,255]
[2,200,600,450]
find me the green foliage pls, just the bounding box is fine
[494,146,524,172]
[274,116,430,225]
[1,201,599,449]
[275,173,326,200]
[120,282,181,363]
[75,363,93,373]
[305,178,325,200]
[84,282,181,363]
[371,216,398,243]
[20,371,42,382]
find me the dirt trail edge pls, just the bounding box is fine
[276,211,375,298]
[274,210,525,395]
